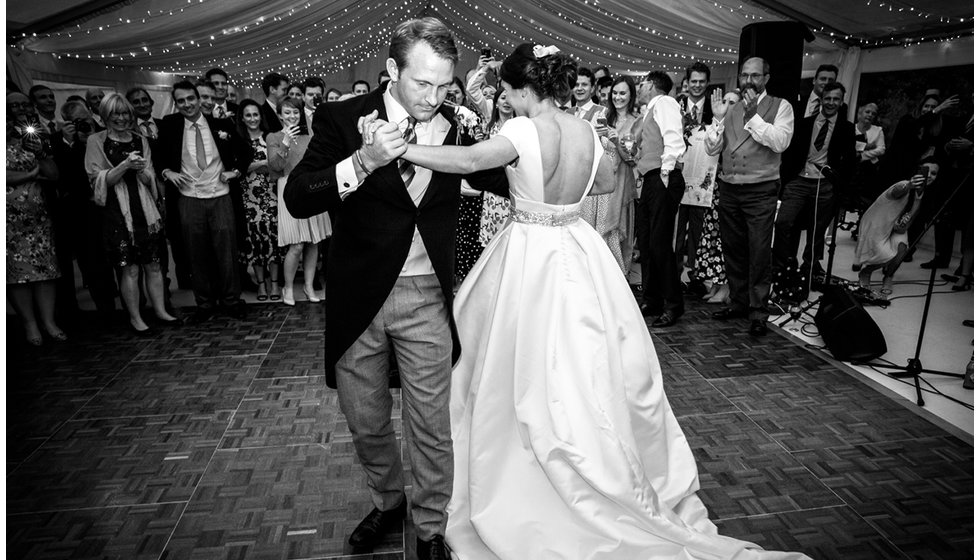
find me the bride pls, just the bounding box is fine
[388,43,811,560]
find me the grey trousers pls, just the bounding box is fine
[178,194,241,308]
[717,179,778,321]
[335,274,453,541]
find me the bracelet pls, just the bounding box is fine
[353,149,371,175]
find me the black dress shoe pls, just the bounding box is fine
[348,497,406,549]
[920,259,949,269]
[712,307,747,320]
[227,300,248,320]
[639,303,661,318]
[417,535,450,560]
[748,319,768,336]
[651,311,679,328]
[189,307,214,324]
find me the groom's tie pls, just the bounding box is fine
[398,116,417,187]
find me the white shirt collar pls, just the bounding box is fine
[183,113,208,130]
[384,87,420,130]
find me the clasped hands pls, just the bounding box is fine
[355,110,408,173]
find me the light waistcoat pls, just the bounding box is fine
[718,95,782,184]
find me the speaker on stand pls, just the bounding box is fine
[738,21,815,106]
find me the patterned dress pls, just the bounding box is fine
[6,140,61,284]
[479,120,512,247]
[240,136,279,265]
[102,136,165,267]
[692,196,726,285]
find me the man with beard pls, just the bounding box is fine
[705,57,794,336]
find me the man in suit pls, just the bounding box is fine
[260,72,289,133]
[800,64,839,119]
[205,68,238,121]
[301,76,325,135]
[776,81,855,283]
[674,61,715,278]
[284,18,506,560]
[571,68,601,121]
[153,80,251,323]
[705,57,794,336]
[634,70,687,328]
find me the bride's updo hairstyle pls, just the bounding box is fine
[500,43,578,101]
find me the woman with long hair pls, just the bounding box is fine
[378,43,809,559]
[267,97,331,305]
[84,93,177,333]
[236,99,281,301]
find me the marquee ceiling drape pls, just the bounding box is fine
[8,0,974,89]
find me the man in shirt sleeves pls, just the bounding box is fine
[704,57,794,336]
[283,18,506,560]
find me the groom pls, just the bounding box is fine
[284,18,507,560]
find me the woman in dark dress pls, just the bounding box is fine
[84,93,177,333]
[448,77,486,284]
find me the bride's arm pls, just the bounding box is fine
[403,136,518,175]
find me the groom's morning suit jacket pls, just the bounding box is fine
[284,87,508,388]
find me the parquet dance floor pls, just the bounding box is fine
[6,299,973,559]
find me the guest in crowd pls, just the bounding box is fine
[927,111,973,276]
[83,93,178,333]
[237,99,281,302]
[267,97,331,305]
[301,77,325,134]
[260,72,290,133]
[205,68,238,120]
[448,81,485,284]
[800,64,839,118]
[85,88,107,128]
[351,80,370,96]
[195,81,217,117]
[325,88,343,102]
[7,92,67,345]
[674,62,715,280]
[571,67,601,120]
[28,85,61,132]
[851,102,887,214]
[634,70,687,328]
[154,80,251,323]
[59,99,120,323]
[478,87,513,248]
[588,75,640,274]
[595,75,612,105]
[286,82,304,103]
[775,81,855,284]
[855,162,935,294]
[705,57,794,337]
[464,55,498,120]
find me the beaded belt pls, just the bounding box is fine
[510,205,580,227]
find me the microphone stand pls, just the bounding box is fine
[856,171,970,407]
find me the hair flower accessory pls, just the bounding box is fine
[532,45,560,59]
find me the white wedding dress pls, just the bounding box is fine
[446,116,810,560]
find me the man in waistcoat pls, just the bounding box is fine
[705,57,794,336]
[154,80,251,323]
[634,70,688,328]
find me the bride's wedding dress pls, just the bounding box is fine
[446,116,809,560]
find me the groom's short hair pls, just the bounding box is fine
[389,17,458,69]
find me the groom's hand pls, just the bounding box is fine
[360,121,406,171]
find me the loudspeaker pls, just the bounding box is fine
[738,22,814,107]
[814,285,887,362]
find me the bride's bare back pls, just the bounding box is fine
[531,112,599,205]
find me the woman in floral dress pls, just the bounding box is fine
[237,99,281,301]
[7,93,66,346]
[478,88,514,248]
[449,78,485,284]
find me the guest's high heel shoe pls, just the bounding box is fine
[952,276,972,292]
[303,286,321,303]
[282,287,295,306]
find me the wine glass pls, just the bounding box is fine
[620,133,636,160]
